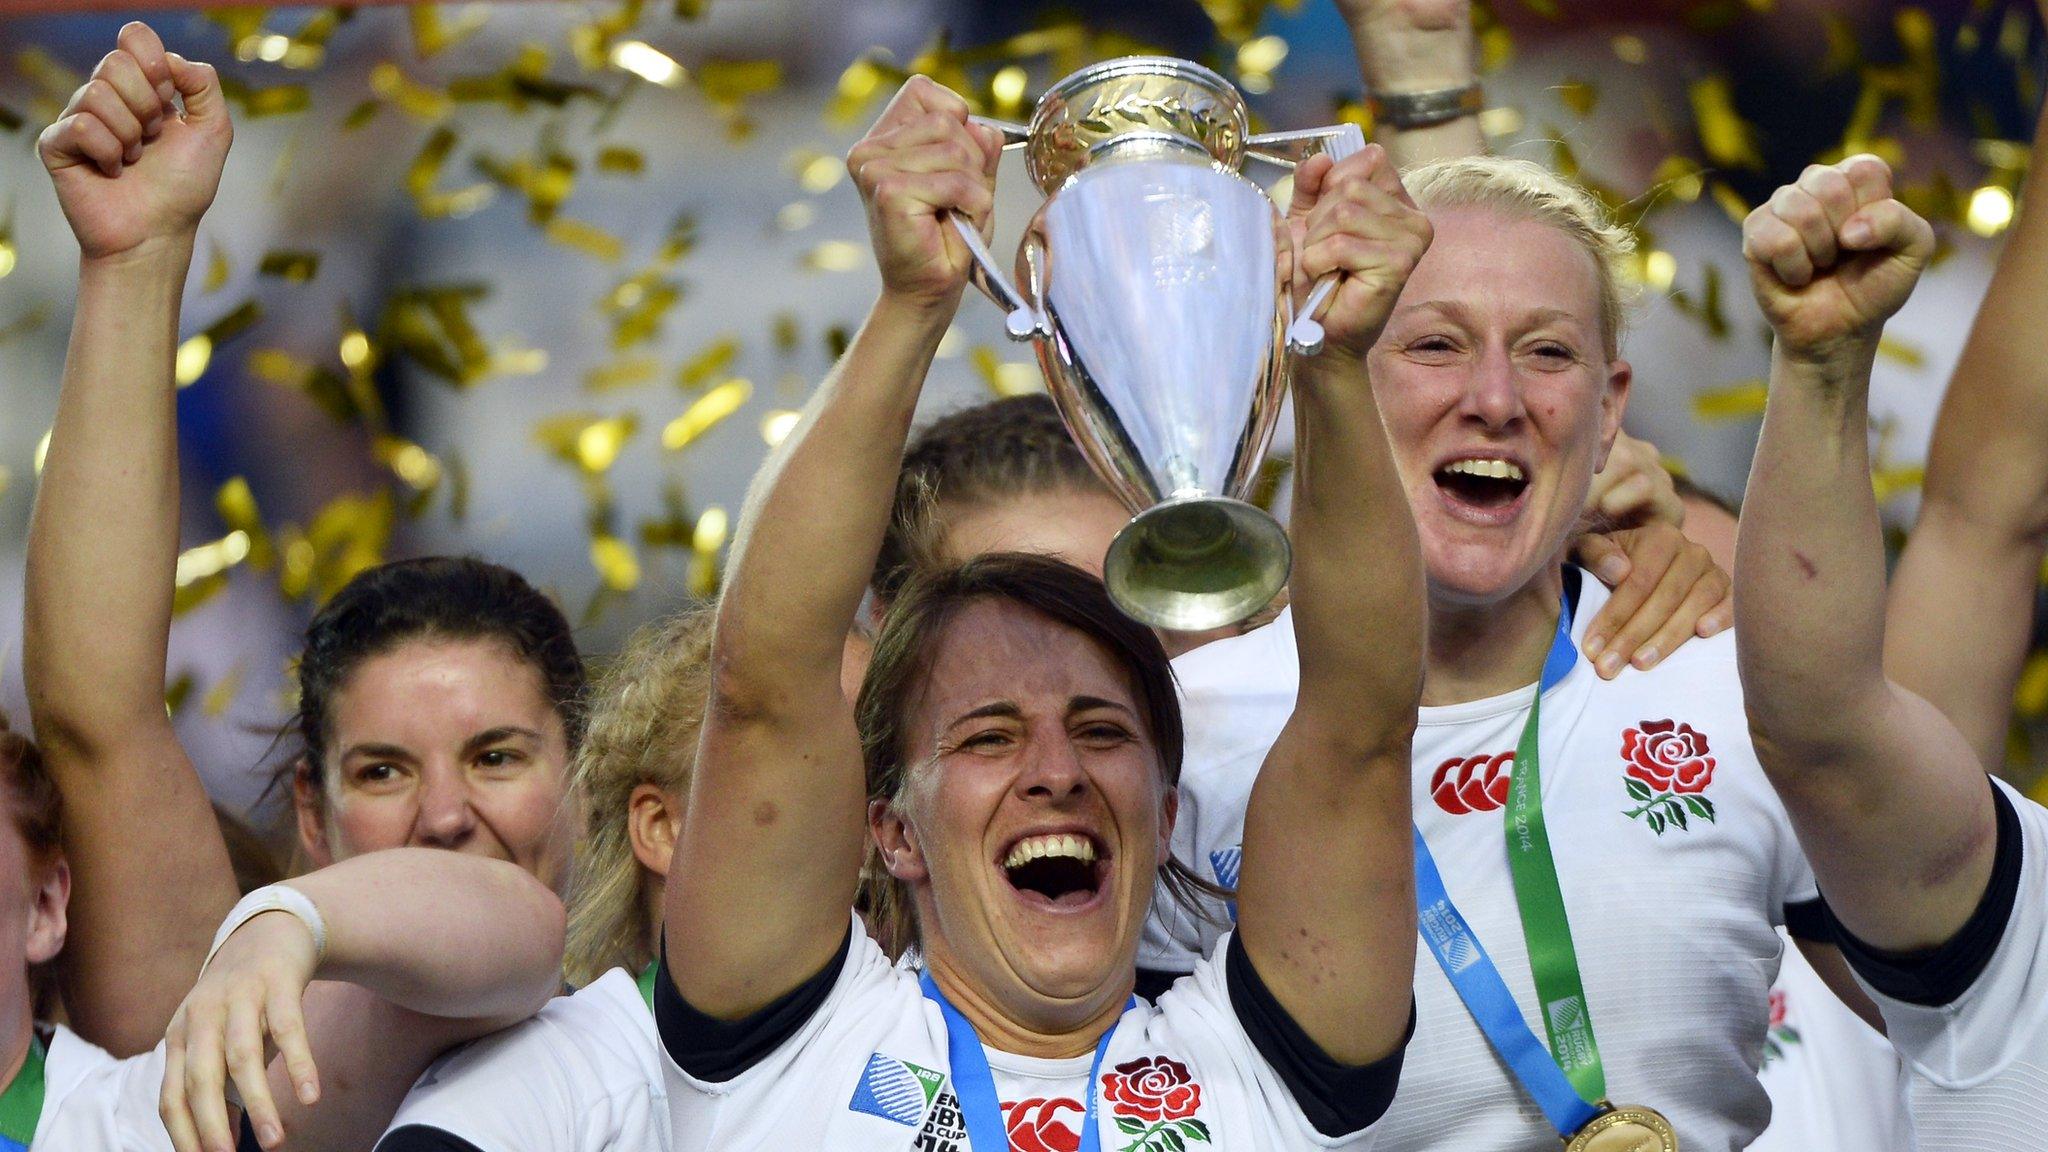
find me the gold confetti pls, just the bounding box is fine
[1639,250,1677,291]
[590,533,642,591]
[33,430,51,476]
[803,241,864,272]
[176,301,263,388]
[1611,34,1649,65]
[1692,378,1768,422]
[218,76,311,119]
[1689,77,1763,170]
[215,478,274,571]
[204,243,230,293]
[760,409,801,446]
[1876,336,1926,368]
[569,0,647,72]
[371,62,453,121]
[597,146,645,175]
[679,337,741,389]
[166,672,195,716]
[2017,651,2048,718]
[474,150,578,224]
[688,506,728,597]
[1669,264,1730,340]
[663,380,753,449]
[258,250,320,282]
[699,58,784,103]
[0,305,48,348]
[375,435,445,496]
[247,349,364,423]
[1556,78,1598,116]
[203,663,245,719]
[828,56,894,127]
[777,202,817,232]
[773,313,800,354]
[535,413,639,475]
[293,491,396,604]
[606,273,684,351]
[0,105,23,133]
[15,48,82,104]
[545,217,626,262]
[407,127,496,218]
[610,40,685,87]
[0,225,14,281]
[990,66,1029,117]
[587,357,662,392]
[971,346,1041,397]
[176,530,252,588]
[793,151,845,194]
[1709,182,1752,227]
[411,4,489,58]
[1966,185,2015,236]
[1871,464,1925,504]
[383,284,494,386]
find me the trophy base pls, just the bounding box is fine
[1103,496,1291,633]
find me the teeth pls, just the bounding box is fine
[1003,833,1098,870]
[1442,458,1525,482]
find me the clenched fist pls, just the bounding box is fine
[38,21,231,263]
[1288,144,1435,363]
[1742,155,1934,368]
[845,76,1004,310]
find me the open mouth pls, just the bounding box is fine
[1434,457,1529,513]
[1000,832,1107,909]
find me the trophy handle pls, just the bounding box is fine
[969,115,1032,151]
[1278,123,1367,356]
[946,212,1045,341]
[1245,124,1365,170]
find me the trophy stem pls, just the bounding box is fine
[1102,496,1291,632]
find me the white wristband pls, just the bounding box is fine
[204,884,327,974]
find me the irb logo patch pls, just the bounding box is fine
[848,1052,945,1127]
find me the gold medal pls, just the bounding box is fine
[1562,1103,1679,1152]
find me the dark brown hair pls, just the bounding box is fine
[294,557,587,796]
[872,395,1110,601]
[2,710,64,1014]
[854,552,1219,956]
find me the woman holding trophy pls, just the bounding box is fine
[640,73,1432,1151]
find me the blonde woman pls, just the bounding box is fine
[376,609,715,1152]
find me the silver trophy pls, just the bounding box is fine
[954,56,1364,632]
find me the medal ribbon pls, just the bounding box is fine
[637,963,657,1012]
[0,1034,46,1152]
[1412,601,1608,1138]
[919,970,1128,1152]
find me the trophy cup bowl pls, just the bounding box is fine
[954,56,1363,631]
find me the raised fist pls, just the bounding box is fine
[38,22,232,262]
[845,76,1003,309]
[1742,155,1934,367]
[1289,144,1434,363]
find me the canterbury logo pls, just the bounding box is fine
[1430,751,1514,814]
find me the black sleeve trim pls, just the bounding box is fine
[1823,777,2024,1008]
[1782,897,1830,943]
[373,1126,490,1152]
[1224,933,1412,1137]
[1134,966,1181,1002]
[653,926,852,1083]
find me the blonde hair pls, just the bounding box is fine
[563,606,716,986]
[1402,155,1638,357]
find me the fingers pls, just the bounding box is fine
[74,79,148,165]
[160,1009,202,1152]
[1583,525,1717,676]
[225,992,282,1150]
[182,995,234,1152]
[1742,202,1816,287]
[1841,197,1936,261]
[166,52,228,132]
[39,111,126,178]
[1580,525,1677,675]
[1287,153,1334,220]
[91,49,166,141]
[268,982,321,1108]
[117,20,176,102]
[1571,530,1634,588]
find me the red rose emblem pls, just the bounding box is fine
[1621,719,1715,794]
[1003,1097,1083,1152]
[1430,751,1514,814]
[1767,990,1789,1031]
[1102,1056,1203,1124]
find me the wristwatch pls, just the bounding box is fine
[1367,83,1485,130]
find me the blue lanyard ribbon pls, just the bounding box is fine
[919,970,1129,1152]
[1411,601,1601,1138]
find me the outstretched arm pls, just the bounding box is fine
[1885,92,2048,765]
[662,77,1002,1018]
[1735,156,1993,952]
[159,850,565,1152]
[1235,146,1428,1065]
[24,21,240,1056]
[1335,0,1485,168]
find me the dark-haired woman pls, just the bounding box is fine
[0,713,565,1152]
[648,76,1426,1150]
[26,25,581,1152]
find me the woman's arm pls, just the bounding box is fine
[1335,0,1486,168]
[24,21,241,1056]
[1885,87,2048,765]
[661,77,1002,1019]
[160,849,566,1152]
[1235,146,1428,1065]
[1735,156,1994,953]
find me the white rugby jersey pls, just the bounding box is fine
[654,913,1402,1152]
[1749,931,1910,1152]
[1144,572,1823,1152]
[1837,779,2048,1152]
[23,1025,171,1150]
[377,969,668,1152]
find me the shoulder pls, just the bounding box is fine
[37,1027,171,1151]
